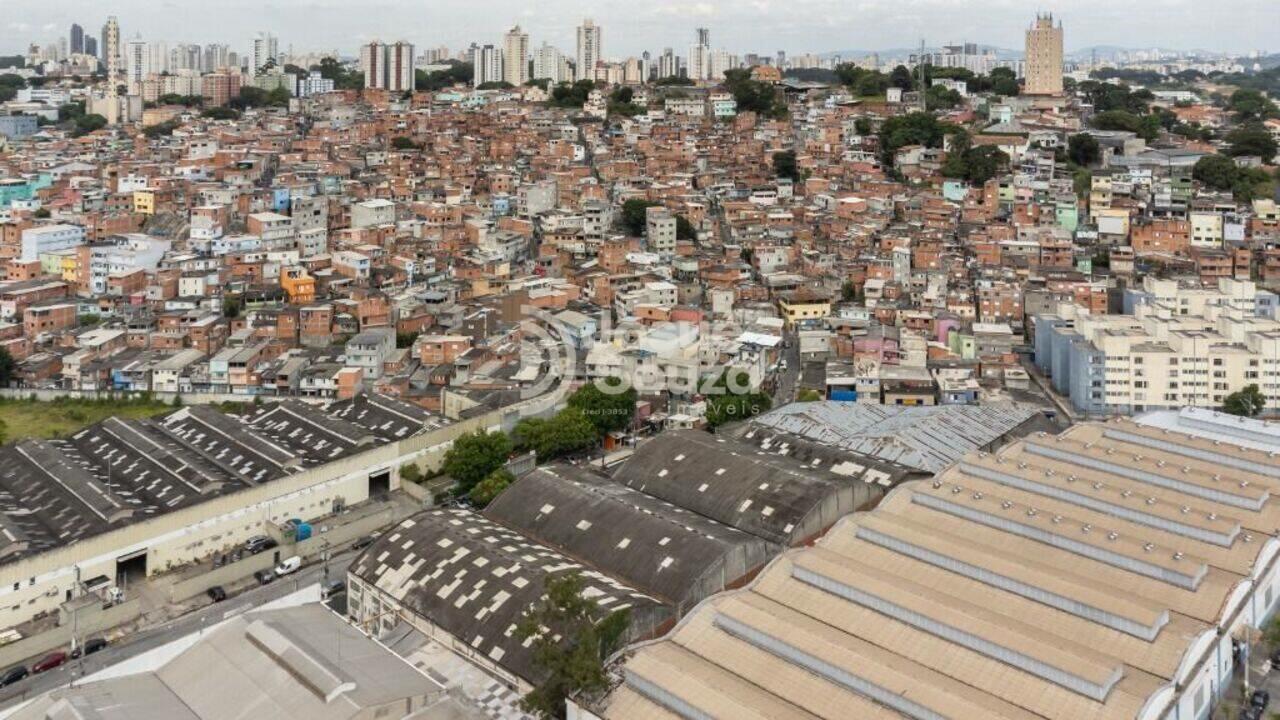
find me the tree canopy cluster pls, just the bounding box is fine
[441,430,512,497]
[942,131,1008,185]
[722,68,787,119]
[548,79,598,108]
[0,73,25,103]
[415,61,474,92]
[314,57,363,90]
[877,111,957,165]
[511,382,638,462]
[1223,384,1266,418]
[1192,154,1276,201]
[515,572,630,718]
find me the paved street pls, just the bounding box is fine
[772,330,800,407]
[0,550,358,710]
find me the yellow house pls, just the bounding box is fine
[133,189,156,215]
[778,288,832,329]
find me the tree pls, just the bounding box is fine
[963,145,1008,185]
[549,79,596,108]
[201,106,240,120]
[567,381,636,436]
[1193,154,1239,191]
[1228,89,1279,122]
[468,469,514,508]
[675,214,696,240]
[396,330,420,349]
[990,67,1019,96]
[1092,110,1158,140]
[704,369,772,428]
[516,572,630,719]
[143,120,181,138]
[1067,133,1101,167]
[796,389,822,402]
[399,463,422,484]
[390,136,420,150]
[878,112,953,165]
[0,347,14,387]
[442,430,512,493]
[71,113,107,137]
[1225,123,1278,163]
[889,65,915,91]
[924,84,962,111]
[32,207,50,219]
[222,295,242,318]
[722,68,786,119]
[620,198,659,236]
[772,150,799,182]
[512,408,598,461]
[1223,384,1265,417]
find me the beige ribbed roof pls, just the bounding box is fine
[600,420,1280,720]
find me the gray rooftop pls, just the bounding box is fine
[744,401,1047,473]
[611,430,872,546]
[484,465,774,609]
[350,508,671,684]
[8,604,442,720]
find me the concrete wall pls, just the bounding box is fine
[166,506,401,603]
[0,389,284,405]
[0,599,141,673]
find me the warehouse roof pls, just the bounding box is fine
[0,402,390,567]
[611,430,859,545]
[323,392,450,441]
[600,418,1280,720]
[8,604,441,720]
[746,401,1048,472]
[350,508,669,684]
[484,465,774,606]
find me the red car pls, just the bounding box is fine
[31,652,66,674]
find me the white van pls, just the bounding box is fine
[274,556,301,576]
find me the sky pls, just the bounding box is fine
[3,0,1276,59]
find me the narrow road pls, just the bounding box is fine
[0,552,357,710]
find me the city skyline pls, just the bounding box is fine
[2,0,1275,59]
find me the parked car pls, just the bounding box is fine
[243,536,277,555]
[253,569,275,585]
[321,579,345,598]
[274,556,301,576]
[31,652,66,674]
[0,666,28,687]
[1251,689,1271,710]
[206,586,227,602]
[351,535,376,552]
[70,637,107,659]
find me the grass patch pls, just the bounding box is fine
[0,395,175,443]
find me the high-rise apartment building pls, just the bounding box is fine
[69,24,84,55]
[204,43,230,71]
[657,48,679,79]
[473,44,504,87]
[576,19,601,82]
[124,37,148,91]
[502,26,529,87]
[688,28,711,81]
[101,17,121,83]
[360,41,415,92]
[1024,13,1063,95]
[84,36,97,58]
[532,43,566,84]
[250,32,279,75]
